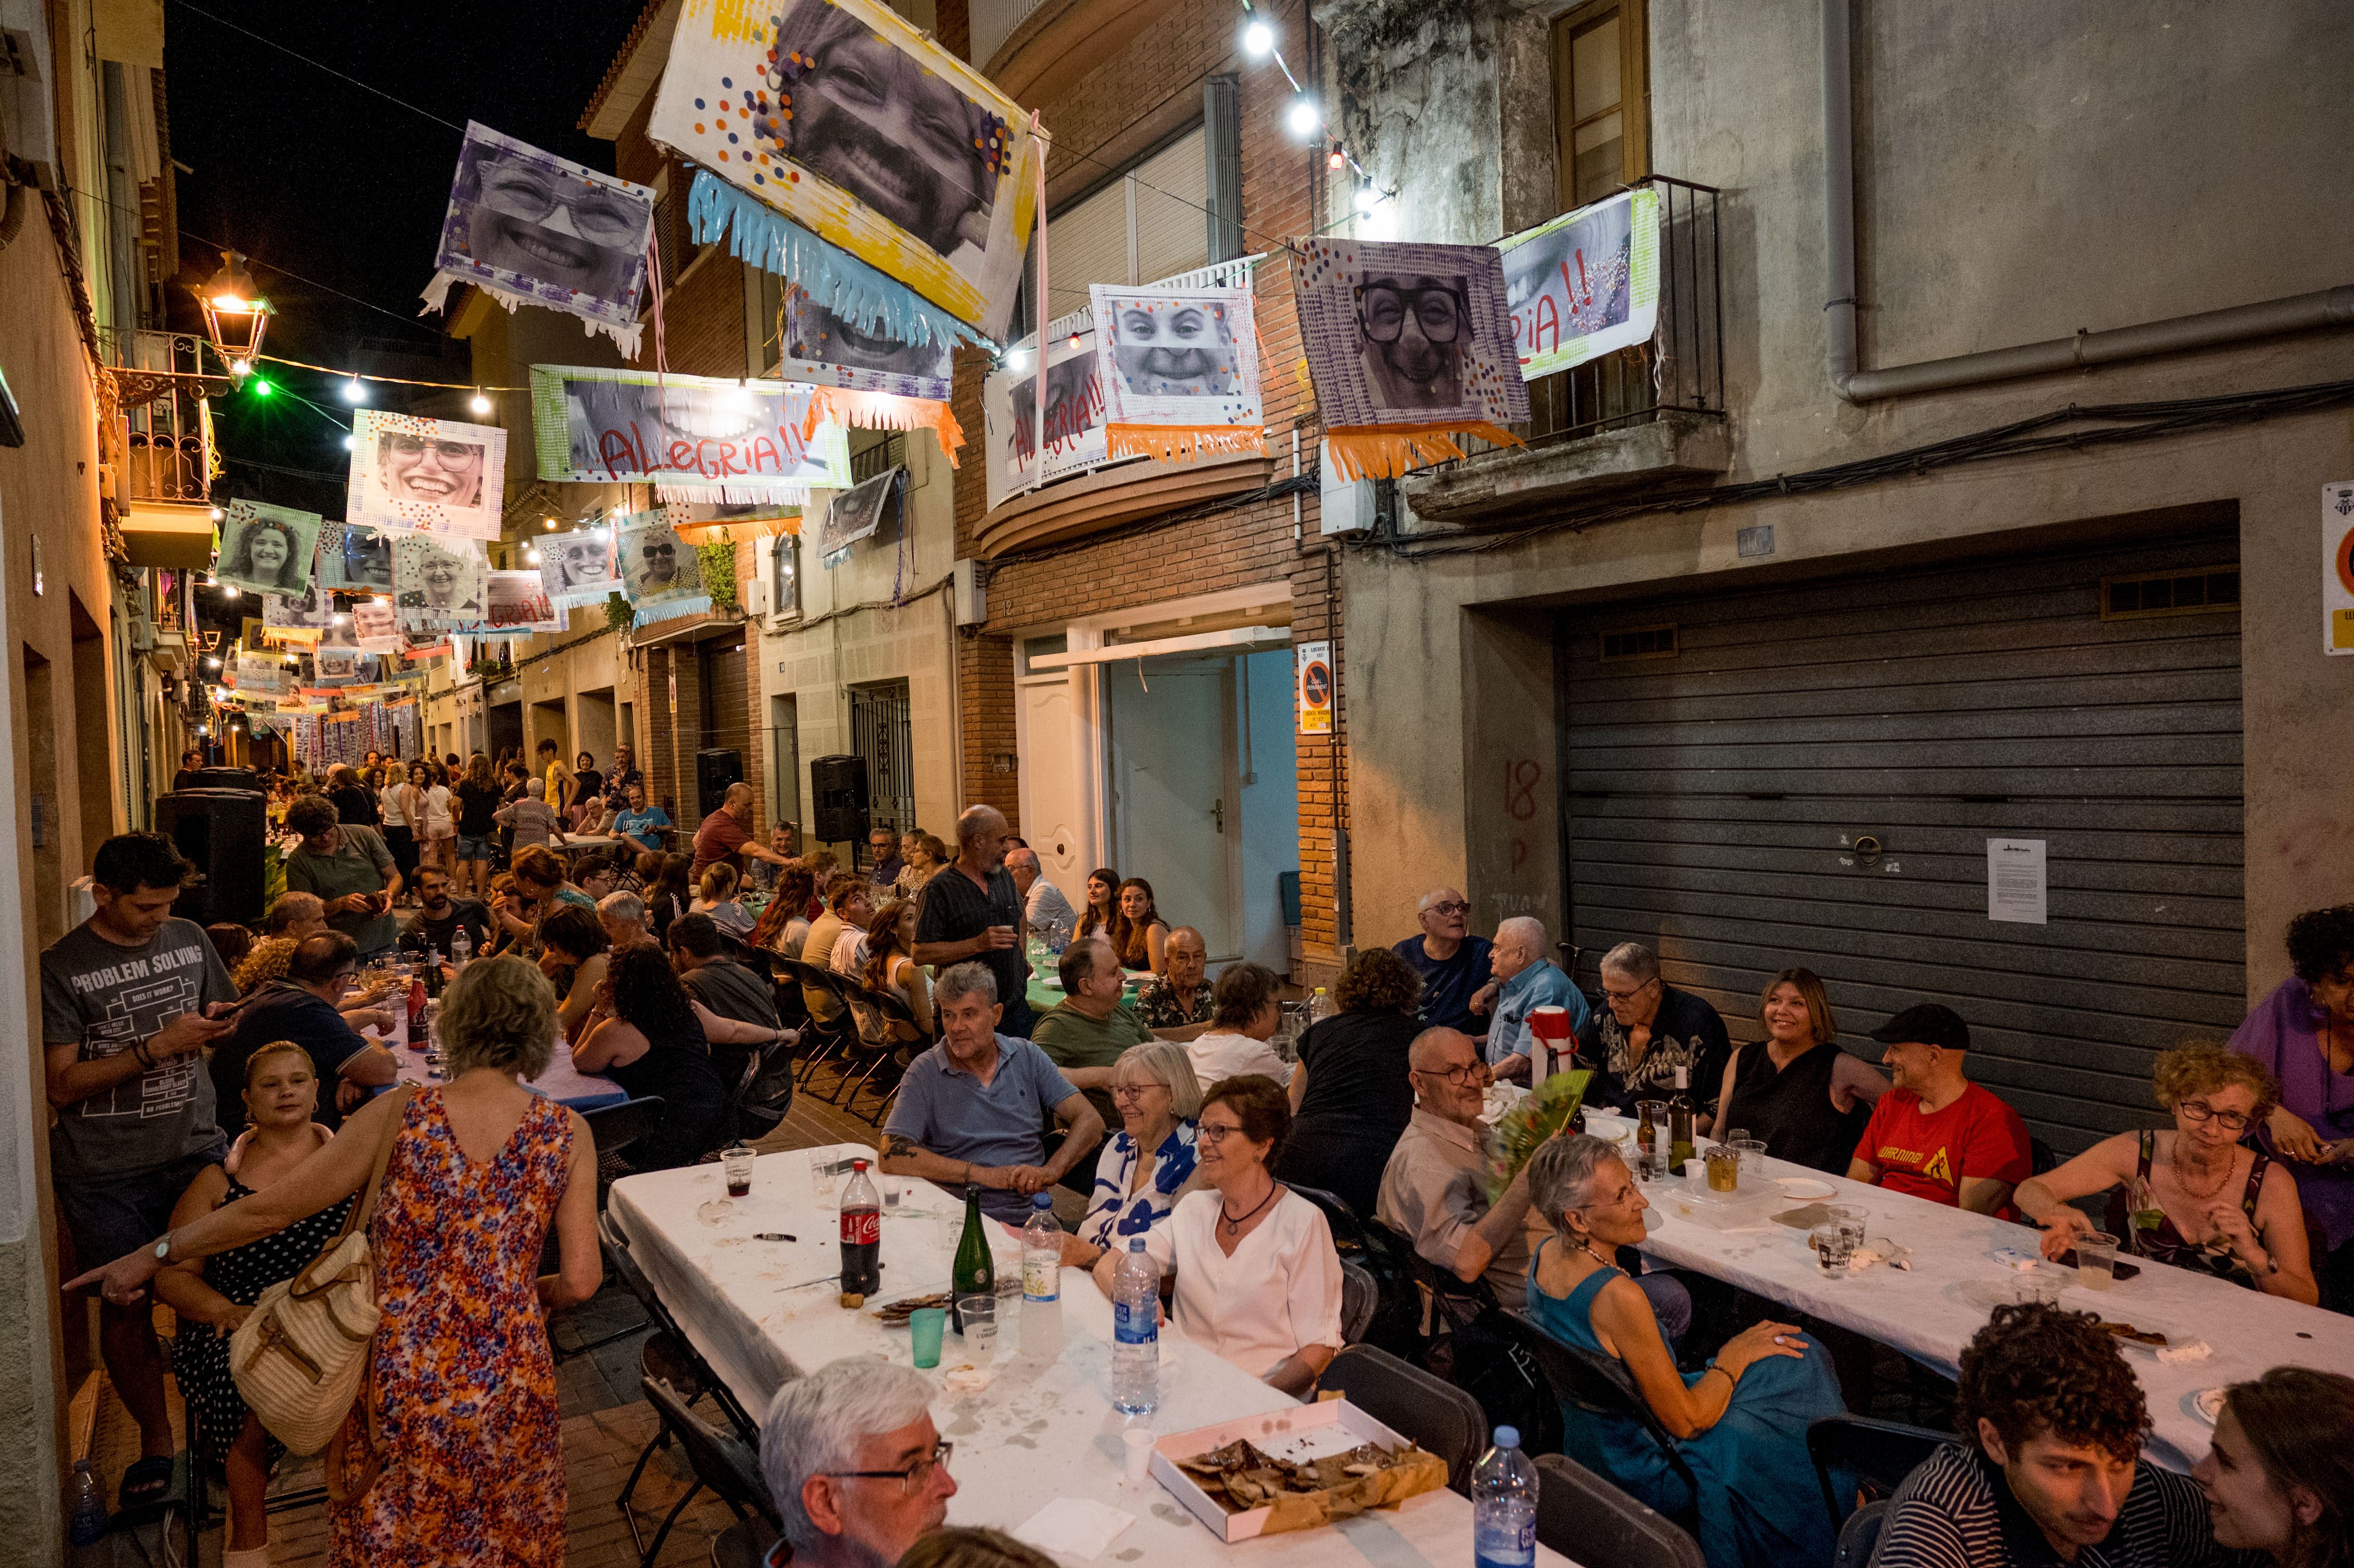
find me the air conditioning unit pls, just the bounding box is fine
[743,577,770,617]
[952,558,986,627]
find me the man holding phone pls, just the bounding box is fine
[283,794,403,959]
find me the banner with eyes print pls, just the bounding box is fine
[347,409,508,540]
[421,121,658,357]
[1089,283,1264,464]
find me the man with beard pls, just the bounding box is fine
[765,0,999,257]
[1111,299,1237,397]
[463,141,648,303]
[377,430,487,509]
[1355,272,1469,410]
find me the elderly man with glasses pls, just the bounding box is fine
[759,1357,956,1568]
[1376,1026,1690,1336]
[1575,940,1733,1128]
[1391,887,1495,1036]
[1482,916,1589,1083]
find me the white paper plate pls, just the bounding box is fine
[1774,1177,1836,1200]
[2192,1387,2224,1426]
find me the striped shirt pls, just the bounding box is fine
[1875,1443,2256,1568]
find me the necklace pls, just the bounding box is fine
[1578,1239,1617,1271]
[2170,1139,2236,1201]
[1219,1179,1280,1234]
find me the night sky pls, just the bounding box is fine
[164,0,647,516]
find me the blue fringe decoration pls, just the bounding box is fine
[633,595,713,629]
[688,172,992,354]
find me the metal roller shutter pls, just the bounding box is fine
[1560,529,2244,1156]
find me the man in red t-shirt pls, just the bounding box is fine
[1849,1003,2033,1218]
[691,782,794,881]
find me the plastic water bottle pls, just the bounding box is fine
[1471,1427,1539,1568]
[66,1458,107,1548]
[1309,986,1335,1025]
[450,925,473,969]
[1110,1238,1159,1414]
[1019,1193,1064,1360]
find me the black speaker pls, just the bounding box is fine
[185,766,264,793]
[156,789,268,927]
[809,754,869,845]
[695,748,743,819]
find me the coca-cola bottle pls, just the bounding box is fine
[839,1158,882,1297]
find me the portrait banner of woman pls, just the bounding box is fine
[391,535,489,620]
[614,513,709,626]
[421,121,658,356]
[646,0,1043,337]
[347,408,506,540]
[1090,284,1265,464]
[781,283,956,401]
[216,499,323,596]
[537,527,621,608]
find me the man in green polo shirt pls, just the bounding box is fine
[283,794,402,958]
[1032,935,1150,1183]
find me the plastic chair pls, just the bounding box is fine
[1497,1306,1699,1505]
[734,1031,799,1141]
[1339,1258,1379,1345]
[1807,1415,1952,1530]
[637,1376,781,1567]
[1534,1452,1706,1568]
[1836,1497,1891,1567]
[1284,1181,1367,1251]
[1319,1344,1489,1493]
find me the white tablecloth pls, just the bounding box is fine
[374,1008,627,1110]
[612,1145,1579,1566]
[1588,1116,2354,1472]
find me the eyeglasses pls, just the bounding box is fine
[2176,1099,2253,1134]
[1423,900,1470,917]
[1413,1061,1485,1087]
[1196,1120,1248,1145]
[1356,282,1467,344]
[1111,1081,1170,1102]
[477,164,644,244]
[1601,979,1658,1003]
[384,435,479,461]
[821,1441,953,1495]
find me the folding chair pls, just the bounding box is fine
[836,984,923,1122]
[1806,1414,1952,1531]
[1284,1181,1367,1251]
[636,1377,781,1567]
[583,1093,669,1207]
[775,958,854,1088]
[1319,1344,1489,1492]
[1836,1498,1891,1567]
[1498,1307,1699,1509]
[1338,1258,1380,1345]
[1534,1452,1706,1568]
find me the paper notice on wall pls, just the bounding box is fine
[2324,482,2354,655]
[1987,839,2048,925]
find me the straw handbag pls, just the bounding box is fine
[229,1086,413,1456]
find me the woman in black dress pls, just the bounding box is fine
[574,944,792,1170]
[154,1041,355,1568]
[1277,948,1426,1219]
[1711,968,1888,1175]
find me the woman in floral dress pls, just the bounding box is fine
[69,956,601,1566]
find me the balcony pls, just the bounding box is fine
[972,0,1159,105]
[135,568,195,672]
[114,332,219,569]
[1401,177,1730,526]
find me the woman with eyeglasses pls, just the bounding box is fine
[1091,1074,1342,1395]
[1062,1041,1207,1268]
[2016,1042,2318,1303]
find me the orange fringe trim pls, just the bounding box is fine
[1324,421,1525,482]
[1104,424,1268,464]
[801,386,965,467]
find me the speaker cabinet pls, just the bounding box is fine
[157,789,268,926]
[809,754,870,845]
[695,748,743,820]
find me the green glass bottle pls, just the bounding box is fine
[950,1183,994,1333]
[1668,1065,1696,1172]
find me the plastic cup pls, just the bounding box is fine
[722,1144,755,1197]
[1811,1223,1855,1275]
[934,1212,961,1259]
[809,1154,838,1201]
[1730,1138,1768,1182]
[1122,1428,1156,1483]
[1826,1204,1868,1246]
[909,1307,946,1368]
[958,1295,998,1358]
[2075,1232,2120,1290]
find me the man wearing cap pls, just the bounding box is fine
[1848,1002,2033,1218]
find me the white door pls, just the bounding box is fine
[1107,661,1240,959]
[1017,675,1088,904]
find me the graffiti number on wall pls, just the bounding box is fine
[1503,757,1541,821]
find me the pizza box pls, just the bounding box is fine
[1149,1395,1448,1543]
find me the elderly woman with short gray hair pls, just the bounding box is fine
[1064,1040,1210,1267]
[1522,1134,1848,1568]
[1574,940,1735,1128]
[760,1357,957,1568]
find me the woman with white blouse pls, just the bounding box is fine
[1062,1041,1207,1268]
[1092,1072,1343,1395]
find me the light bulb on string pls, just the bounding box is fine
[228,358,252,378]
[223,584,241,599]
[469,387,492,416]
[208,505,224,521]
[1005,346,1031,371]
[526,547,542,565]
[1067,333,1082,352]
[1242,18,1273,55]
[1354,182,1379,213]
[250,378,273,397]
[542,517,558,530]
[1287,97,1320,139]
[341,377,367,404]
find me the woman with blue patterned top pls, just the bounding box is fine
[1060,1041,1209,1266]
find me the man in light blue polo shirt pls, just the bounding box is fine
[1484,916,1589,1082]
[881,962,1105,1224]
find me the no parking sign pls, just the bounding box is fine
[2329,483,2354,656]
[1297,641,1333,735]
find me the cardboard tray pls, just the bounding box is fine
[1149,1397,1449,1543]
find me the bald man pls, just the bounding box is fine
[1392,887,1494,1035]
[913,805,1032,1038]
[1483,916,1588,1082]
[692,781,792,881]
[1006,846,1076,950]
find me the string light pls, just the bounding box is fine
[1285,96,1320,139]
[223,585,241,598]
[340,376,367,403]
[1242,17,1273,55]
[469,387,492,415]
[526,547,542,565]
[208,505,224,521]
[1234,0,1392,221]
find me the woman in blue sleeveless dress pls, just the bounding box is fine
[1521,1134,1851,1568]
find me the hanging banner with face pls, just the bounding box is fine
[260,584,332,647]
[781,282,955,400]
[421,121,658,356]
[1498,186,1659,382]
[392,535,491,621]
[348,409,507,539]
[1090,284,1264,463]
[649,0,1042,339]
[232,653,287,698]
[351,599,403,652]
[215,500,322,596]
[982,328,1108,512]
[314,521,397,594]
[1292,237,1528,480]
[817,468,903,563]
[615,512,710,626]
[479,571,564,634]
[538,527,622,608]
[530,365,851,501]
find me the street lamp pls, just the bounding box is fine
[195,251,270,367]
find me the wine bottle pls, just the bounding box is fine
[1634,1099,1659,1180]
[950,1183,994,1334]
[1668,1065,1696,1172]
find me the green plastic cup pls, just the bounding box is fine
[909,1306,946,1368]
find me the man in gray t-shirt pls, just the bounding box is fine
[42,833,236,1507]
[282,792,402,956]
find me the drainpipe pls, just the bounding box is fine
[1821,0,2354,403]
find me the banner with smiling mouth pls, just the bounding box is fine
[347,409,509,540]
[530,364,851,503]
[421,122,659,357]
[1089,283,1265,465]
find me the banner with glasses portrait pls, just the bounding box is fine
[529,365,850,502]
[347,409,508,539]
[391,535,490,623]
[1498,186,1659,381]
[1089,284,1264,464]
[313,520,395,594]
[648,0,1042,339]
[981,326,1109,511]
[780,282,955,401]
[1292,237,1528,481]
[538,527,622,609]
[421,122,659,356]
[614,512,709,626]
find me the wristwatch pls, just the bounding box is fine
[152,1233,174,1265]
